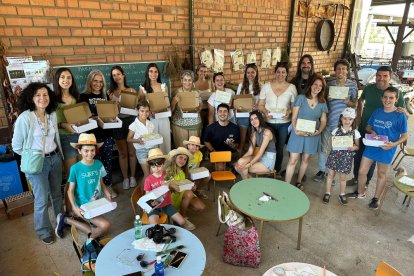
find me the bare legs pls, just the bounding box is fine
[116,139,137,180]
[180,190,205,217]
[358,157,389,198]
[285,153,310,184]
[235,155,271,180]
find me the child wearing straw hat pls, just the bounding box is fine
[184,136,211,199]
[63,133,112,242]
[167,147,206,219]
[144,148,195,230]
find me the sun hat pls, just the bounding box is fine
[341,107,356,119]
[146,148,168,162]
[70,133,103,149]
[168,147,193,161]
[183,136,204,148]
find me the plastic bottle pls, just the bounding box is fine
[134,215,142,240]
[154,256,165,276]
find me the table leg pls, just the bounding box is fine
[259,220,264,243]
[297,217,303,250]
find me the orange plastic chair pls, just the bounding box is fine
[375,261,402,276]
[252,147,277,178]
[130,185,168,224]
[210,151,237,202]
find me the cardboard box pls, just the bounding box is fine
[296,118,316,133]
[142,133,163,148]
[96,101,123,129]
[332,136,353,150]
[363,134,388,147]
[175,179,195,192]
[147,92,170,113]
[137,185,169,213]
[178,92,199,111]
[233,94,254,112]
[199,90,213,102]
[80,198,117,219]
[190,167,210,180]
[63,102,98,133]
[154,108,172,119]
[120,90,139,115]
[4,191,34,219]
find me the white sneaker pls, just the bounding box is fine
[130,177,137,188]
[182,218,196,231]
[122,178,130,190]
[107,186,118,198]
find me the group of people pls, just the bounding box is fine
[11,56,409,245]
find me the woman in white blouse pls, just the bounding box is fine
[258,62,297,175]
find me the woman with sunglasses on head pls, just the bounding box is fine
[140,63,171,153]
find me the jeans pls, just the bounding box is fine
[353,131,376,183]
[318,127,333,172]
[267,122,290,172]
[26,153,63,239]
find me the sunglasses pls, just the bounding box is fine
[150,162,164,167]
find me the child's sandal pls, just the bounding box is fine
[295,183,304,191]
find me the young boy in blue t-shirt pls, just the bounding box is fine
[65,133,112,240]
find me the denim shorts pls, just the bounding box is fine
[60,133,79,160]
[148,204,177,217]
[237,117,249,128]
[259,151,276,171]
[136,147,151,164]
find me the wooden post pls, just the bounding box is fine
[391,0,412,71]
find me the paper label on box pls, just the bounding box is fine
[80,198,117,219]
[332,135,353,150]
[215,90,232,104]
[296,118,316,133]
[329,86,349,99]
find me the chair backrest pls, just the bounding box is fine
[210,151,232,163]
[130,185,143,216]
[71,225,83,261]
[375,261,402,276]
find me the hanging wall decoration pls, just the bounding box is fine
[246,52,256,65]
[271,47,281,66]
[200,49,214,69]
[231,49,245,72]
[261,49,272,69]
[213,49,225,73]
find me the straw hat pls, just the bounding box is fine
[70,133,103,149]
[183,136,204,148]
[146,148,168,162]
[168,147,193,161]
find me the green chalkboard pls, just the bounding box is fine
[54,61,171,96]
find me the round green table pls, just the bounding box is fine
[229,178,310,250]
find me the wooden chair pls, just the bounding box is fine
[210,151,237,202]
[392,141,414,169]
[70,225,111,275]
[375,261,402,276]
[130,185,168,224]
[252,147,277,178]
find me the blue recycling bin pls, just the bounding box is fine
[0,157,23,200]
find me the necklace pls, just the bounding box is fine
[35,112,49,137]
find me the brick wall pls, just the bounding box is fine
[0,0,352,132]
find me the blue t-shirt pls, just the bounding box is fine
[68,160,107,207]
[363,108,408,164]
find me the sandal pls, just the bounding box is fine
[295,183,304,191]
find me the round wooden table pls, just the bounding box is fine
[229,178,310,249]
[263,262,338,276]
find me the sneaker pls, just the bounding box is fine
[322,193,330,204]
[338,194,348,205]
[130,177,137,188]
[182,219,196,231]
[312,171,326,182]
[346,178,358,186]
[42,236,54,245]
[195,190,208,200]
[55,213,66,239]
[122,178,130,190]
[346,191,366,199]
[368,197,379,210]
[107,186,118,198]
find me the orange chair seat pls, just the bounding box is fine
[141,211,168,225]
[211,171,236,181]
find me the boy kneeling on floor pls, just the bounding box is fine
[55,133,112,242]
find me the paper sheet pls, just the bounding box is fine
[398,176,414,187]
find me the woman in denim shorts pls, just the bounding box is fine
[235,110,276,179]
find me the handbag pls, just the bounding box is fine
[223,217,261,268]
[20,114,47,174]
[217,191,245,229]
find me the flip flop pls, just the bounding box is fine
[295,183,304,191]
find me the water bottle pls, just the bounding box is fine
[134,215,142,240]
[154,256,165,276]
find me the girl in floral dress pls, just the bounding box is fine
[323,108,360,205]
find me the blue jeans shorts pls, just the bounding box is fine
[259,151,276,171]
[136,147,151,164]
[148,204,177,217]
[60,133,79,160]
[237,117,249,128]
